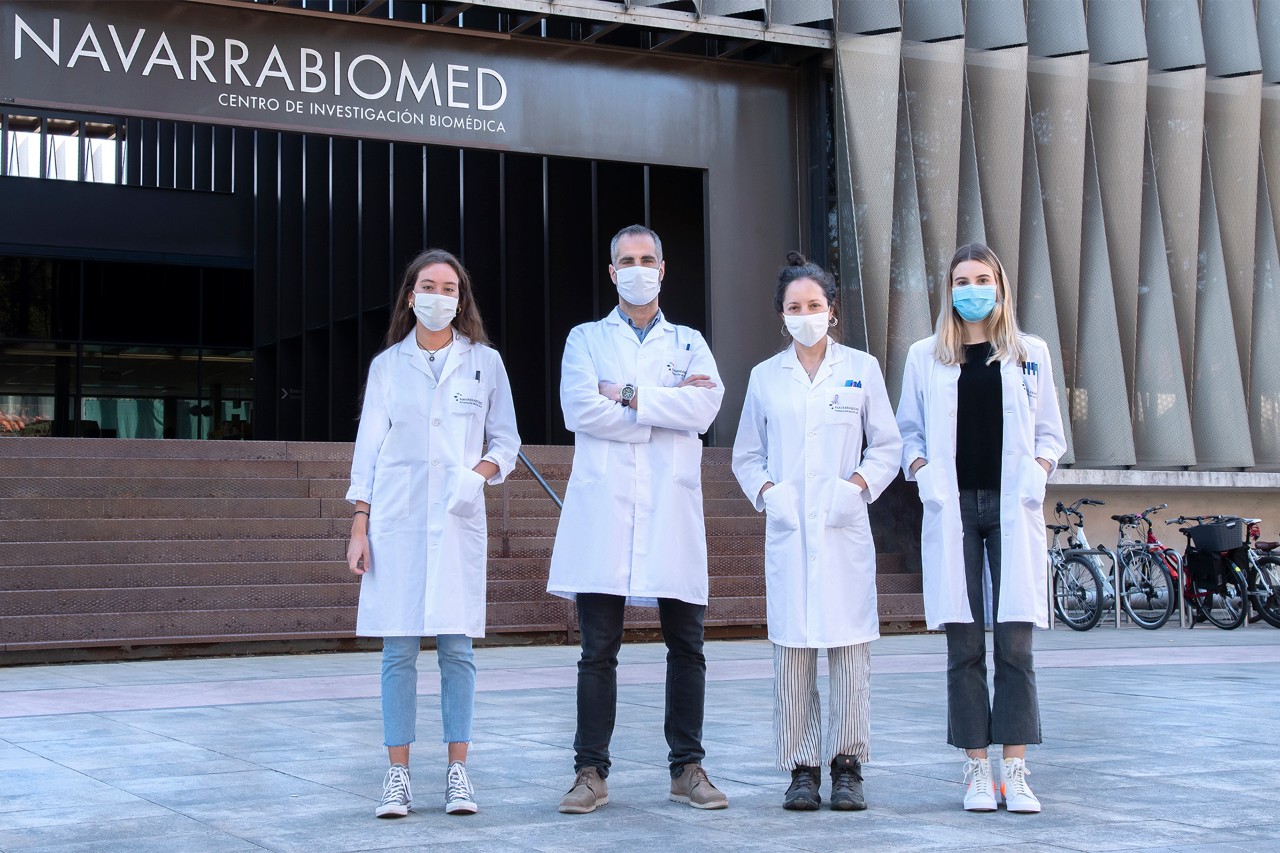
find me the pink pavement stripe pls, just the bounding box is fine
[1,643,1277,719]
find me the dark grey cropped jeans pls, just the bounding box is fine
[943,488,1041,749]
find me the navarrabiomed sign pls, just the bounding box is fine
[1,0,515,144]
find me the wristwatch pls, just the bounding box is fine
[619,384,636,404]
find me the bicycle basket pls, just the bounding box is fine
[1185,521,1244,553]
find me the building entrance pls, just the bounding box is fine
[0,112,708,445]
[251,131,708,444]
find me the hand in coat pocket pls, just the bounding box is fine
[1019,457,1049,509]
[447,466,487,517]
[762,481,800,531]
[825,477,868,528]
[914,461,943,506]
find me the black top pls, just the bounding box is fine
[955,342,1003,491]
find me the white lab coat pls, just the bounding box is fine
[895,334,1066,630]
[547,310,724,606]
[731,340,903,647]
[347,331,521,638]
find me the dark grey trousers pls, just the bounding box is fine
[943,489,1041,749]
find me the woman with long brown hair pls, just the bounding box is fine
[345,249,520,819]
[896,243,1065,814]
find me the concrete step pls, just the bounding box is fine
[0,584,360,617]
[0,477,312,499]
[0,517,352,543]
[6,562,350,590]
[0,497,324,521]
[5,538,346,566]
[0,457,303,479]
[0,608,359,647]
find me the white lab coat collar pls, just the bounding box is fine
[778,337,844,386]
[605,306,673,345]
[396,329,474,382]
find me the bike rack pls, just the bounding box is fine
[1168,551,1188,629]
[1047,547,1116,630]
[1075,548,1118,628]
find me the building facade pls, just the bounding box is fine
[1,0,1278,473]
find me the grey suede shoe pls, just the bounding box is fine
[558,766,609,814]
[669,763,728,810]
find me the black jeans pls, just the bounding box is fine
[574,593,707,778]
[944,489,1041,749]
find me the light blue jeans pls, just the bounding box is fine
[381,635,475,747]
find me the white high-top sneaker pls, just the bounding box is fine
[1000,757,1041,813]
[962,757,997,812]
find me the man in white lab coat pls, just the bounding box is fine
[548,225,728,814]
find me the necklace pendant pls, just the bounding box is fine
[428,354,435,362]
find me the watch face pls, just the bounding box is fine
[620,384,635,401]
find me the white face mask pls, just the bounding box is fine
[614,265,661,306]
[413,293,458,332]
[784,312,830,348]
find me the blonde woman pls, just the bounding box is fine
[895,243,1065,814]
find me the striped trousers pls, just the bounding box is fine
[773,642,871,770]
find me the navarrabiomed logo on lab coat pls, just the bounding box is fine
[452,393,484,409]
[830,379,862,415]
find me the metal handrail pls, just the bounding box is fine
[518,449,563,510]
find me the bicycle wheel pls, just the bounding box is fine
[1251,555,1280,628]
[1053,555,1104,631]
[1197,562,1248,630]
[1118,550,1175,629]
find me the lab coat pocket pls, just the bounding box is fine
[826,477,867,528]
[447,466,487,519]
[1019,457,1049,509]
[825,388,863,425]
[914,462,943,507]
[663,347,695,387]
[762,482,800,532]
[672,433,703,490]
[370,465,411,523]
[448,381,488,419]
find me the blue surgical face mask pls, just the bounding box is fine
[951,284,998,322]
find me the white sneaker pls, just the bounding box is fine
[962,757,997,812]
[445,760,478,815]
[376,764,412,818]
[1000,757,1041,813]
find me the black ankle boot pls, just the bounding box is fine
[829,754,866,811]
[783,765,822,810]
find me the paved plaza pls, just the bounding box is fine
[2,626,1279,852]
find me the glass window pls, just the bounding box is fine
[82,261,200,345]
[0,256,80,340]
[81,345,199,438]
[5,115,41,177]
[45,118,80,181]
[202,349,254,440]
[84,122,118,184]
[0,342,75,437]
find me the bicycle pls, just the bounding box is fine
[1047,498,1111,631]
[1218,516,1280,629]
[1165,516,1250,629]
[1107,504,1176,629]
